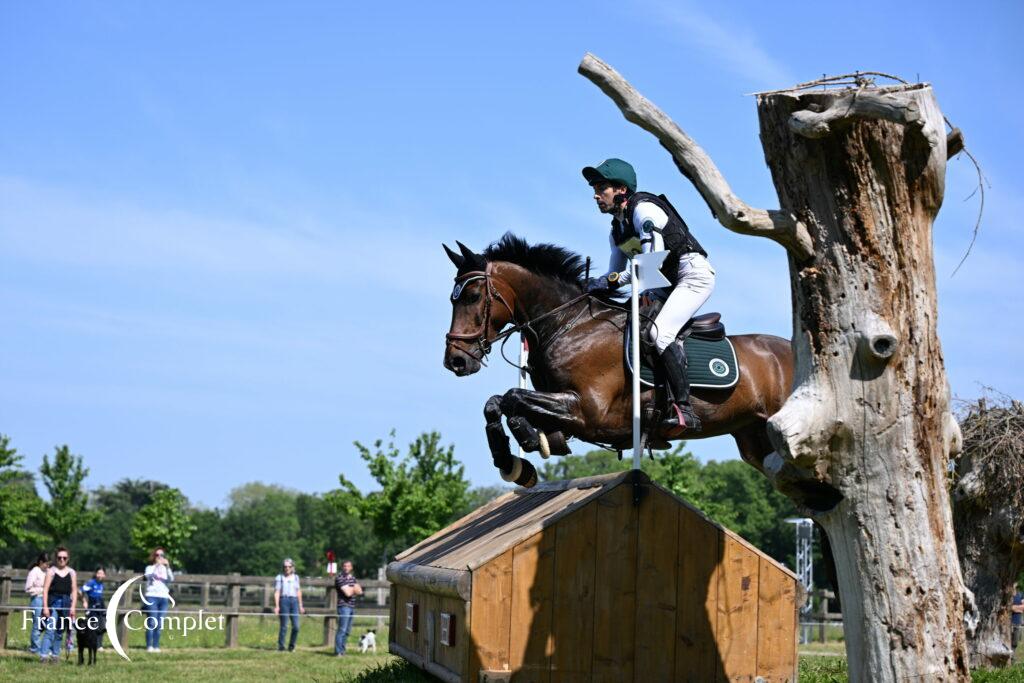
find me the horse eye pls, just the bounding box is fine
[462,292,481,305]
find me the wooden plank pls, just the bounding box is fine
[717,535,760,682]
[550,501,598,683]
[675,505,722,682]
[591,485,638,683]
[470,549,514,677]
[755,557,798,682]
[509,530,556,682]
[433,595,468,679]
[634,487,679,683]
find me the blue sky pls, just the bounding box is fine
[2,1,1021,507]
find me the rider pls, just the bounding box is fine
[582,158,715,430]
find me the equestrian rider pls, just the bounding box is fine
[583,158,715,430]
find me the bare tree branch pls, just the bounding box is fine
[577,52,814,261]
[787,84,939,145]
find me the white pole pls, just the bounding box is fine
[631,259,641,470]
[518,335,529,459]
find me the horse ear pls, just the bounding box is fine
[456,241,486,270]
[443,243,465,269]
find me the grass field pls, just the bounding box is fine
[2,615,1022,682]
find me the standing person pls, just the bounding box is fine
[39,546,76,664]
[273,558,305,652]
[1012,584,1023,656]
[24,553,49,654]
[333,560,362,656]
[80,567,106,649]
[143,547,174,653]
[582,158,714,431]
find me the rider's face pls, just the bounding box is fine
[592,181,627,214]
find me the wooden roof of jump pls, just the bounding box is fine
[386,469,797,601]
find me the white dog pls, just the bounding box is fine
[358,629,377,653]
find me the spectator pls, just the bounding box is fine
[80,567,106,649]
[39,546,77,664]
[24,553,49,654]
[1012,584,1023,655]
[143,547,174,653]
[273,558,305,652]
[333,560,362,656]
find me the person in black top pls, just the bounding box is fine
[39,546,77,663]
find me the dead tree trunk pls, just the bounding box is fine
[579,54,973,681]
[953,399,1024,668]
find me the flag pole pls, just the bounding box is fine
[631,258,641,470]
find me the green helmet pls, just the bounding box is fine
[582,158,637,193]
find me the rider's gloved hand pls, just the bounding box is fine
[586,276,613,293]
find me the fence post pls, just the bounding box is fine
[116,578,132,647]
[0,565,12,649]
[225,573,240,647]
[322,584,337,647]
[200,581,210,609]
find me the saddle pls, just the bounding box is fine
[640,297,725,343]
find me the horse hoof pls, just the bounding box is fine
[515,458,538,488]
[538,432,551,459]
[499,456,524,483]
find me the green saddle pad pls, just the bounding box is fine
[626,330,740,389]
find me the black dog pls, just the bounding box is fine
[76,610,104,665]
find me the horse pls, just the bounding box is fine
[442,234,837,511]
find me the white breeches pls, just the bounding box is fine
[649,253,716,353]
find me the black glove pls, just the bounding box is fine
[586,276,612,293]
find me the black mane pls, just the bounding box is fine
[483,233,587,287]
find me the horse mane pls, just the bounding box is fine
[483,233,586,288]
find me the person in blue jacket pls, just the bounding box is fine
[80,567,106,649]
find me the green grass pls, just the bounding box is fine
[796,653,1024,682]
[3,619,1021,682]
[4,611,388,650]
[0,647,404,682]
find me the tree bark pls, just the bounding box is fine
[952,400,1024,668]
[579,54,973,681]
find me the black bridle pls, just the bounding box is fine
[445,264,592,364]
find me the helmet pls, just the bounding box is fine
[582,158,637,192]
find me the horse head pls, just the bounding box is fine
[442,241,518,376]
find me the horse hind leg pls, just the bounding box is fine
[733,422,842,513]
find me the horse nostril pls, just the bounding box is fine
[450,356,466,371]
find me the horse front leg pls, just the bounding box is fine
[500,388,586,459]
[484,395,539,488]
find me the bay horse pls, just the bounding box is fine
[442,235,837,511]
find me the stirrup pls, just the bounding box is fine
[671,402,702,432]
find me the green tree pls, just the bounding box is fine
[0,435,42,548]
[296,492,380,575]
[462,484,510,516]
[348,431,469,552]
[178,508,228,573]
[72,479,169,571]
[38,445,99,544]
[216,483,304,575]
[130,488,197,561]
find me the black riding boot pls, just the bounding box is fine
[661,342,702,432]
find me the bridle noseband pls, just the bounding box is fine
[445,265,518,359]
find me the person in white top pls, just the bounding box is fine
[273,558,305,651]
[583,158,715,431]
[24,552,49,654]
[143,547,174,652]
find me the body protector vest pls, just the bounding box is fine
[610,192,707,280]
